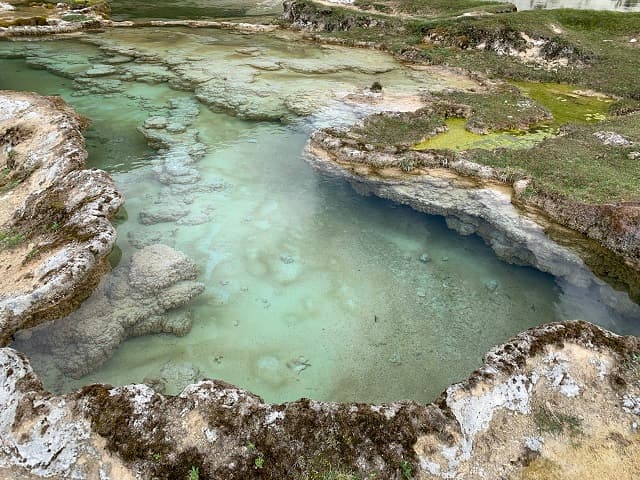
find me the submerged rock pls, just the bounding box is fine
[485,280,499,291]
[11,244,204,379]
[84,64,117,77]
[144,361,201,395]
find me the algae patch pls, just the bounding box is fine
[415,81,613,152]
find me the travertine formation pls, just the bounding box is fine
[1,321,639,479]
[12,244,205,383]
[0,91,123,346]
[0,6,639,479]
[306,128,640,319]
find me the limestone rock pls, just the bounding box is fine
[593,131,633,146]
[12,244,204,378]
[0,91,123,346]
[2,321,640,479]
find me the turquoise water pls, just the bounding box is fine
[1,32,639,403]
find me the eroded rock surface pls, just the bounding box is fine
[11,244,204,381]
[0,91,123,346]
[1,321,639,479]
[306,128,640,319]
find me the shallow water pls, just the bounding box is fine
[107,0,282,21]
[1,31,639,404]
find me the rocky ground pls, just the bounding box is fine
[1,321,639,479]
[0,1,639,479]
[0,91,123,346]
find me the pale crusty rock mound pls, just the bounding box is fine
[0,91,123,346]
[12,244,205,381]
[0,321,639,479]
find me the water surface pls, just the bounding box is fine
[1,31,638,404]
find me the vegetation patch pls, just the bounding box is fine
[534,406,583,437]
[349,108,446,147]
[286,1,640,99]
[467,113,640,203]
[0,228,25,250]
[431,84,551,133]
[353,0,512,18]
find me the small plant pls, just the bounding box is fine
[246,442,256,450]
[188,466,199,480]
[520,183,537,200]
[254,455,265,469]
[400,461,412,479]
[50,221,60,232]
[399,158,416,173]
[6,149,18,169]
[370,81,383,92]
[24,248,40,262]
[534,406,582,437]
[152,453,161,462]
[0,229,25,249]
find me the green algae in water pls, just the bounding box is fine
[513,81,612,125]
[414,117,554,151]
[1,36,639,404]
[414,81,612,152]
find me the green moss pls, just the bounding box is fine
[416,81,614,151]
[0,229,25,249]
[512,81,613,125]
[467,113,640,203]
[534,406,583,437]
[350,108,445,147]
[435,83,552,131]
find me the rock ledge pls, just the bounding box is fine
[1,321,639,479]
[0,91,123,346]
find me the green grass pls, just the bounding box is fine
[288,1,640,99]
[188,466,199,480]
[353,0,511,18]
[349,108,446,146]
[400,460,413,479]
[432,84,551,133]
[0,228,25,249]
[24,247,40,261]
[411,10,640,99]
[467,113,640,203]
[534,406,583,437]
